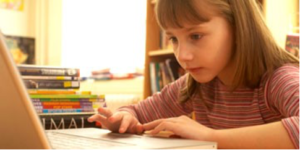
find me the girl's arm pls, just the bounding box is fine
[117,74,193,123]
[214,65,298,149]
[144,65,299,149]
[264,65,299,148]
[212,120,295,149]
[143,114,297,149]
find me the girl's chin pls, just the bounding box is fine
[190,74,215,83]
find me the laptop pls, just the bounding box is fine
[0,32,217,149]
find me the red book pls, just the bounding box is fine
[285,33,299,57]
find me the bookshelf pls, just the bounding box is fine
[143,0,269,99]
[143,0,178,99]
[149,49,173,56]
[143,0,159,99]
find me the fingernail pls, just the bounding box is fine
[109,117,113,122]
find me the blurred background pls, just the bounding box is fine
[0,0,298,103]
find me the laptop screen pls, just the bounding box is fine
[0,32,51,149]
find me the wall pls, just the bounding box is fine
[0,0,35,37]
[35,0,62,66]
[264,0,299,48]
[0,0,62,66]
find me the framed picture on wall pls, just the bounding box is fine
[0,0,24,11]
[4,35,35,64]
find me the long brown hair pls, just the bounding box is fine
[155,0,299,104]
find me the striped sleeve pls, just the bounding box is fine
[265,65,299,148]
[117,74,193,124]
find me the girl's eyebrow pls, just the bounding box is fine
[165,32,173,35]
[165,25,206,35]
[185,26,201,32]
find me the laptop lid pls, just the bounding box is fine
[0,32,51,149]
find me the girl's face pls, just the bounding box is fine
[165,16,234,84]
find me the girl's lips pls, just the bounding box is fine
[186,67,204,73]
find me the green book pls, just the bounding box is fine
[34,98,98,102]
[30,94,99,99]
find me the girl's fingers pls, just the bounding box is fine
[87,114,107,123]
[119,115,133,133]
[97,107,113,117]
[143,118,176,130]
[89,109,144,134]
[127,122,144,134]
[136,123,145,134]
[142,119,163,130]
[151,121,174,135]
[108,112,124,123]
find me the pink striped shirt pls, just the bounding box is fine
[119,64,299,148]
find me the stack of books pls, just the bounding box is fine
[29,91,105,114]
[18,65,105,114]
[19,65,80,89]
[15,65,106,129]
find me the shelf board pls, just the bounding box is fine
[149,49,173,56]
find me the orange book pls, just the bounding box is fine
[42,101,81,109]
[42,101,80,106]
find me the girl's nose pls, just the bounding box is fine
[176,44,194,62]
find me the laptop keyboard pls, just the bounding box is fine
[47,132,134,149]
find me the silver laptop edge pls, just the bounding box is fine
[0,31,51,148]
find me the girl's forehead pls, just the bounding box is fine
[157,0,218,29]
[164,16,227,33]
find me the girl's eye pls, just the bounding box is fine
[191,34,202,40]
[169,37,178,44]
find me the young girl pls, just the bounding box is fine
[88,0,299,148]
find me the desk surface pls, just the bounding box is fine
[80,77,144,99]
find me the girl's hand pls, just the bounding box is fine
[142,115,215,141]
[88,107,144,134]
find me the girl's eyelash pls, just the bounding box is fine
[168,36,175,40]
[168,37,178,42]
[190,34,202,40]
[167,34,202,43]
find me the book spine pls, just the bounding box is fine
[32,98,100,102]
[22,76,79,81]
[155,62,162,92]
[39,114,97,129]
[285,34,299,57]
[43,105,82,109]
[29,94,99,99]
[28,90,77,95]
[42,102,81,109]
[149,62,158,94]
[24,80,80,89]
[42,109,82,113]
[28,90,92,95]
[18,67,80,76]
[30,94,102,101]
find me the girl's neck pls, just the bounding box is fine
[217,60,235,87]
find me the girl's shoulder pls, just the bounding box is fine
[263,63,299,90]
[263,63,299,112]
[270,63,299,79]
